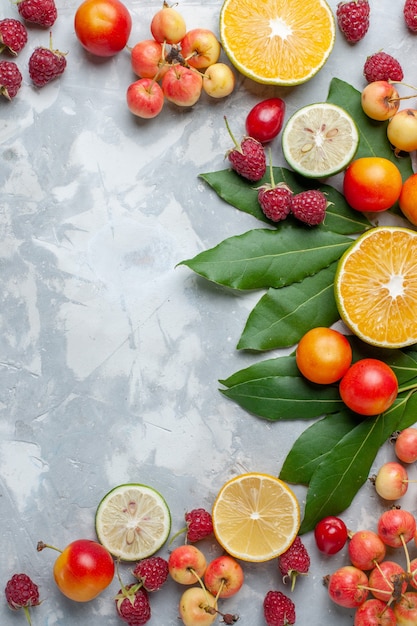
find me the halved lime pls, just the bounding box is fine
[282,102,359,178]
[95,483,171,561]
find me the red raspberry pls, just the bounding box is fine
[363,51,404,83]
[263,590,296,626]
[185,508,213,542]
[258,182,293,222]
[17,0,57,28]
[5,573,40,624]
[0,19,28,55]
[404,0,417,31]
[29,43,67,87]
[225,116,266,182]
[278,536,310,591]
[132,556,169,592]
[115,584,151,625]
[336,0,370,43]
[0,60,22,99]
[290,189,328,226]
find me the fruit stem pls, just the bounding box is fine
[400,533,412,573]
[224,116,242,153]
[268,149,275,188]
[36,541,62,554]
[168,526,187,545]
[23,606,32,626]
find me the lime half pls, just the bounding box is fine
[282,102,359,178]
[95,483,171,561]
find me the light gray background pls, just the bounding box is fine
[1,0,416,624]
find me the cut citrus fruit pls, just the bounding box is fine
[212,472,300,562]
[219,0,335,86]
[95,483,171,561]
[282,103,359,178]
[335,227,417,349]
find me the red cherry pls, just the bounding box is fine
[315,516,348,555]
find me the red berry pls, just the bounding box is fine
[0,19,28,55]
[185,508,213,542]
[263,590,296,626]
[336,0,370,43]
[404,0,417,31]
[278,536,310,591]
[132,556,169,592]
[29,43,67,87]
[5,573,40,623]
[17,0,57,27]
[314,516,348,555]
[115,584,151,625]
[258,183,293,222]
[225,116,266,182]
[363,51,404,83]
[0,60,22,99]
[290,189,328,226]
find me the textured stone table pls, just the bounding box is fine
[1,0,416,624]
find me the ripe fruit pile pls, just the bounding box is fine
[323,502,417,625]
[126,2,235,119]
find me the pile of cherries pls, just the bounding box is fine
[314,426,417,625]
[126,1,235,118]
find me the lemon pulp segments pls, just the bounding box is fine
[219,0,335,86]
[335,227,417,348]
[212,472,300,562]
[95,483,171,561]
[282,103,359,178]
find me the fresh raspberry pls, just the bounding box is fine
[404,0,417,31]
[258,183,293,222]
[0,60,22,99]
[5,573,40,624]
[29,43,67,87]
[363,51,404,83]
[225,116,266,182]
[17,0,57,28]
[132,556,169,592]
[185,508,213,542]
[278,536,310,591]
[336,0,370,43]
[263,590,296,626]
[115,584,151,625]
[0,19,28,55]
[290,189,328,226]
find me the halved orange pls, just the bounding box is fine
[212,472,300,562]
[335,227,417,349]
[219,0,335,85]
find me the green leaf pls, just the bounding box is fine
[220,362,344,421]
[238,263,339,350]
[327,78,413,181]
[347,336,417,385]
[179,224,352,290]
[220,355,299,388]
[298,393,417,534]
[200,167,371,235]
[279,411,361,485]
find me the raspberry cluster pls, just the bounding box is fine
[0,0,66,100]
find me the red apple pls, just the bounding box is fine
[131,39,168,79]
[161,65,203,106]
[168,545,207,585]
[394,592,417,626]
[126,78,164,119]
[180,28,221,69]
[203,555,244,598]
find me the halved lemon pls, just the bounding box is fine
[212,472,300,562]
[95,483,171,561]
[335,227,417,348]
[219,0,335,86]
[282,103,359,178]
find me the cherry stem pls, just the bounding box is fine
[400,533,412,573]
[36,541,62,554]
[168,526,187,545]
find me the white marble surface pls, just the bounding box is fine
[1,0,417,624]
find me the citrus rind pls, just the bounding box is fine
[282,102,359,178]
[335,227,417,349]
[95,483,171,561]
[212,472,300,562]
[219,0,335,86]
